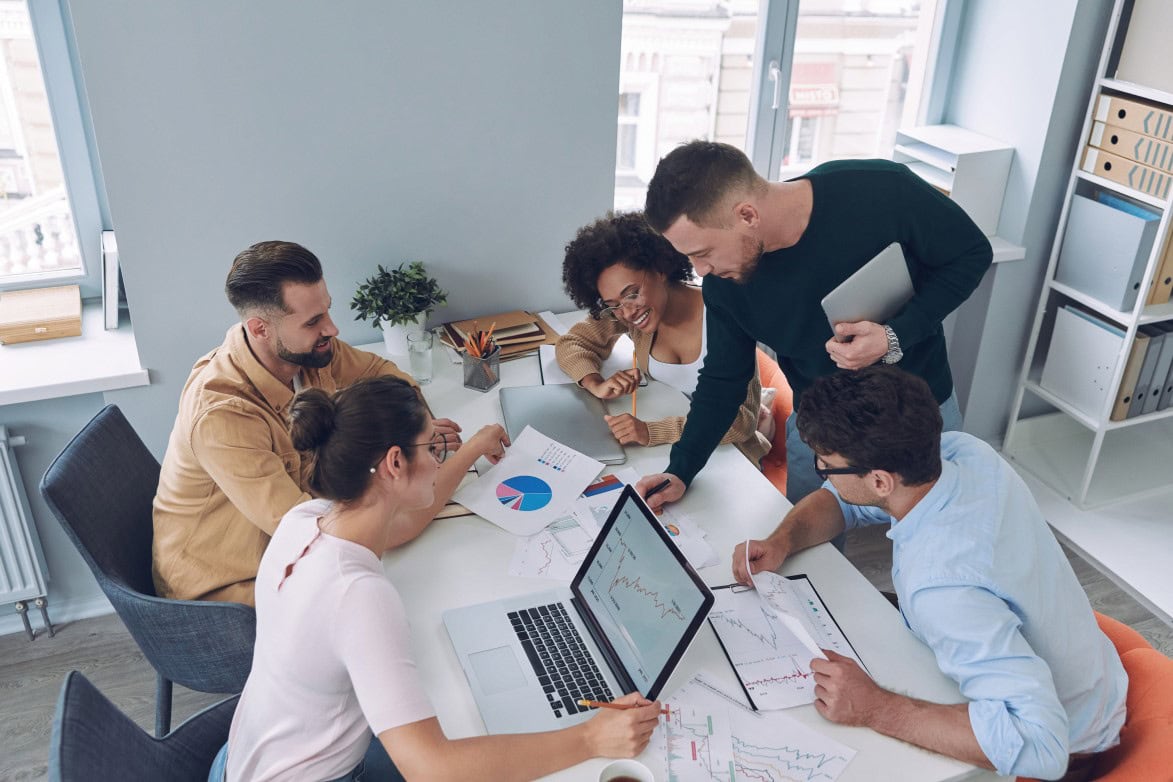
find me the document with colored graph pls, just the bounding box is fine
[708,574,864,711]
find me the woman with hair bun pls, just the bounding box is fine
[209,376,661,781]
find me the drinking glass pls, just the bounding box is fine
[407,331,434,384]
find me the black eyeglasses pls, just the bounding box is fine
[398,432,449,465]
[813,455,872,481]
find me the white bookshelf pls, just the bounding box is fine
[1003,0,1173,509]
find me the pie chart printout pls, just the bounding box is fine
[496,475,553,512]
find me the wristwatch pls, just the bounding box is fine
[881,324,903,364]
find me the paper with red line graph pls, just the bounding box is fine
[709,574,863,711]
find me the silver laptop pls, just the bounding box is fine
[443,485,714,734]
[499,384,626,465]
[821,242,915,332]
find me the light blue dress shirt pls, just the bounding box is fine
[827,432,1127,779]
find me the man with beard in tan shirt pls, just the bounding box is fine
[152,241,463,605]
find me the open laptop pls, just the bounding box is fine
[499,383,626,464]
[443,484,714,734]
[821,242,915,334]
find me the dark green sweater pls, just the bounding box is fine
[667,159,992,485]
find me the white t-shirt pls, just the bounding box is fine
[647,309,707,398]
[226,499,434,781]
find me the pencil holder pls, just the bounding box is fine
[462,347,501,392]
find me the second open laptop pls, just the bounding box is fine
[820,241,915,332]
[443,484,714,734]
[499,383,626,464]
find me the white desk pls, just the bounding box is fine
[362,342,1003,782]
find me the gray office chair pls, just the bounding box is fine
[40,404,255,736]
[49,670,237,782]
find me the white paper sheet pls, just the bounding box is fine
[652,671,857,782]
[453,426,603,536]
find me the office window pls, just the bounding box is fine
[0,0,82,286]
[614,0,949,205]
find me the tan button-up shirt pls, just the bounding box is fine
[152,325,411,605]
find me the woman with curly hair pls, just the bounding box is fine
[557,212,789,474]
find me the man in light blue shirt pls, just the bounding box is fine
[733,366,1126,781]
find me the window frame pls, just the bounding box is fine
[1,0,108,298]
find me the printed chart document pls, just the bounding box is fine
[651,671,857,782]
[709,570,863,711]
[508,469,717,580]
[453,426,603,536]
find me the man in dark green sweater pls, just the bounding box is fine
[636,141,992,510]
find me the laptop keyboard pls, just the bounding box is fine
[508,602,614,719]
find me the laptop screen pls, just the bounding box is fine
[572,485,713,699]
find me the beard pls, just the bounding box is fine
[729,235,765,284]
[277,336,334,369]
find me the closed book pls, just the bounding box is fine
[1140,323,1173,415]
[1127,325,1166,417]
[1111,329,1152,420]
[0,285,82,345]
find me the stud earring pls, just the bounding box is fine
[369,467,376,474]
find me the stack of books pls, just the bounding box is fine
[439,310,558,359]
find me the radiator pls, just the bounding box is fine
[0,426,53,639]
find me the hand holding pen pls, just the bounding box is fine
[636,473,684,512]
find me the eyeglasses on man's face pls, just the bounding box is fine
[813,455,872,482]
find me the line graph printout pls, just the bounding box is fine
[709,576,861,711]
[507,474,626,580]
[655,672,856,782]
[453,426,603,536]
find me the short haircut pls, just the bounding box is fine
[290,376,428,502]
[797,366,942,486]
[562,211,694,319]
[224,241,324,316]
[644,141,763,233]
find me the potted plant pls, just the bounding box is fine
[351,261,447,355]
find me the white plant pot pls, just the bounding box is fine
[380,313,426,356]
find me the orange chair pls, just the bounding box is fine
[755,350,793,493]
[1019,611,1173,782]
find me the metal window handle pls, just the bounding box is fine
[768,60,782,110]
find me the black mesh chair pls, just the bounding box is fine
[40,404,255,735]
[49,670,237,782]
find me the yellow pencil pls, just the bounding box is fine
[631,353,638,417]
[577,698,669,716]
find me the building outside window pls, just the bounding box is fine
[0,0,81,285]
[614,0,940,208]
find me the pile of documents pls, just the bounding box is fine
[439,309,558,359]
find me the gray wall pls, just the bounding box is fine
[945,0,1114,442]
[74,0,622,454]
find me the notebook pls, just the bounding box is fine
[443,485,714,734]
[820,242,914,333]
[499,384,626,465]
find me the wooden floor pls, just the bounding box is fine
[1,530,1169,781]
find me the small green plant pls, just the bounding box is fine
[351,261,447,327]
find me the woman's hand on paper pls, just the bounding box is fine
[604,413,649,446]
[825,321,887,370]
[468,424,510,464]
[581,692,662,758]
[582,369,641,399]
[732,539,785,585]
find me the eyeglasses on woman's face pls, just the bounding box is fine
[812,455,872,482]
[596,281,646,321]
[399,431,449,465]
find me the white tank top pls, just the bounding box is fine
[647,308,707,398]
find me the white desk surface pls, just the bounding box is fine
[359,340,1002,782]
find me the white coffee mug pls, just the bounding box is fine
[598,758,654,782]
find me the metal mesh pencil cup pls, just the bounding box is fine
[462,346,501,392]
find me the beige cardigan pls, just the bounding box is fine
[555,315,770,464]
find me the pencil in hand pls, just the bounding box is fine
[577,698,670,716]
[631,353,638,417]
